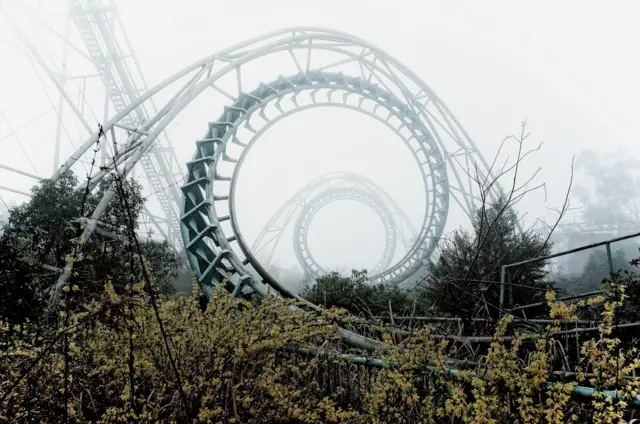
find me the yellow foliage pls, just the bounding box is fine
[0,282,639,423]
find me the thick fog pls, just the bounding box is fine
[1,0,640,277]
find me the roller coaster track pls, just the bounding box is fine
[5,11,640,402]
[250,171,419,284]
[37,26,506,349]
[0,0,185,245]
[66,0,184,244]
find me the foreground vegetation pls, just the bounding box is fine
[1,280,639,423]
[2,169,640,422]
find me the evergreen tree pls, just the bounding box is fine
[419,199,553,319]
[0,172,186,322]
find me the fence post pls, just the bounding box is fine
[499,265,507,315]
[605,242,614,277]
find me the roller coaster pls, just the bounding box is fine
[3,3,640,410]
[0,2,504,302]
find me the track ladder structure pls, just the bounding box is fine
[67,0,183,244]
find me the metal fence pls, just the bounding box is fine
[499,230,640,313]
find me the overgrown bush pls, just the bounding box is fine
[2,278,639,423]
[0,283,346,423]
[2,174,640,423]
[371,283,640,424]
[0,173,188,324]
[302,270,421,317]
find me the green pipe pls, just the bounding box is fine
[290,347,640,406]
[290,347,394,368]
[426,365,640,406]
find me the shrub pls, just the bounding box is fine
[2,279,639,423]
[420,198,554,319]
[302,270,420,317]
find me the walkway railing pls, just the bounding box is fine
[499,230,640,312]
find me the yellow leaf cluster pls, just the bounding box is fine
[1,282,639,423]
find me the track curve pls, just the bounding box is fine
[49,26,506,318]
[293,186,398,280]
[45,26,510,350]
[181,71,448,298]
[250,171,419,284]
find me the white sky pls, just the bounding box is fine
[1,0,639,272]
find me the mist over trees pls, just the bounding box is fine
[554,248,631,295]
[301,198,556,320]
[0,201,11,225]
[548,149,640,293]
[574,149,640,226]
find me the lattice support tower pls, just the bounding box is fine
[67,0,184,244]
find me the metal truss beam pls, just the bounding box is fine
[251,171,421,286]
[0,0,187,246]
